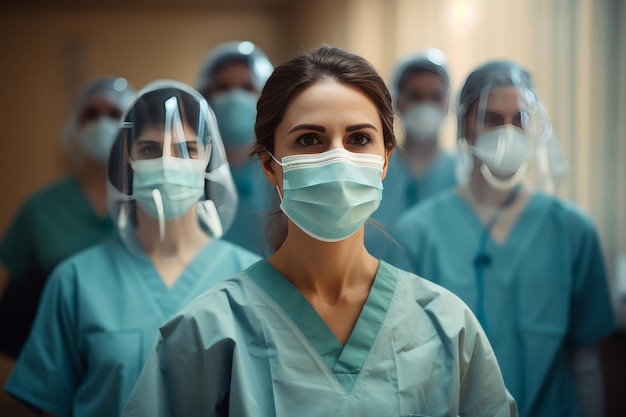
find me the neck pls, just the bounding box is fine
[134,208,209,259]
[468,161,523,207]
[269,224,378,300]
[75,162,108,216]
[402,139,439,176]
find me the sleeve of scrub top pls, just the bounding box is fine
[123,309,233,417]
[457,308,519,417]
[3,261,83,417]
[565,217,616,350]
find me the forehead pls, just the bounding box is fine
[282,80,380,124]
[135,124,198,142]
[484,85,530,112]
[80,95,120,112]
[400,71,446,93]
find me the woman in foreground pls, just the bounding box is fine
[122,46,517,417]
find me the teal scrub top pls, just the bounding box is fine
[0,176,115,357]
[222,158,276,256]
[4,237,260,417]
[123,260,517,417]
[390,190,617,417]
[365,149,456,260]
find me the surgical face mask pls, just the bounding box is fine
[401,103,445,143]
[75,117,120,163]
[471,125,532,190]
[131,156,207,220]
[211,90,257,149]
[271,148,384,242]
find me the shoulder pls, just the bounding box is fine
[206,239,262,263]
[532,192,598,235]
[396,265,470,310]
[47,238,120,286]
[27,176,78,203]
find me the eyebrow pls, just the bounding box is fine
[345,123,378,132]
[288,124,326,134]
[287,123,379,134]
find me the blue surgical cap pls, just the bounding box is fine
[390,48,449,102]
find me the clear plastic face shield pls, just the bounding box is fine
[456,64,566,192]
[107,80,238,257]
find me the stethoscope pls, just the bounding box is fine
[472,184,521,332]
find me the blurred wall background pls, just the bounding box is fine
[0,0,624,414]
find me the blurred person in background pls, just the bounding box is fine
[0,77,136,360]
[4,81,260,417]
[390,60,616,417]
[366,49,456,260]
[196,40,275,255]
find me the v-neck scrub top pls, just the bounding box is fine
[389,190,616,417]
[123,259,517,417]
[4,237,260,417]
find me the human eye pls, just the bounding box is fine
[136,141,162,159]
[483,112,504,128]
[348,132,373,146]
[185,142,200,158]
[296,133,321,147]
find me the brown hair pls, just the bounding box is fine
[252,44,396,253]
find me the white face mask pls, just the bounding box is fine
[75,117,120,163]
[400,103,445,143]
[471,125,532,190]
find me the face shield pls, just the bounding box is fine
[63,77,137,164]
[456,61,564,191]
[107,80,238,257]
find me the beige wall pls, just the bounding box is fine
[1,0,624,281]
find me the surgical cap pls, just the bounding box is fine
[390,48,449,102]
[196,41,273,95]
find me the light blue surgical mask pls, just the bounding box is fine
[131,156,207,220]
[270,148,385,242]
[75,116,120,163]
[211,90,257,149]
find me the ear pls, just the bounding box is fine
[381,147,393,180]
[259,152,279,187]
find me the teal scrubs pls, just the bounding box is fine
[366,149,456,260]
[0,176,115,357]
[222,158,276,256]
[390,190,616,417]
[123,260,517,417]
[4,237,260,417]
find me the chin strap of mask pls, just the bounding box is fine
[480,162,528,191]
[472,183,521,332]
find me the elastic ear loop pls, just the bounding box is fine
[266,151,284,202]
[480,162,528,191]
